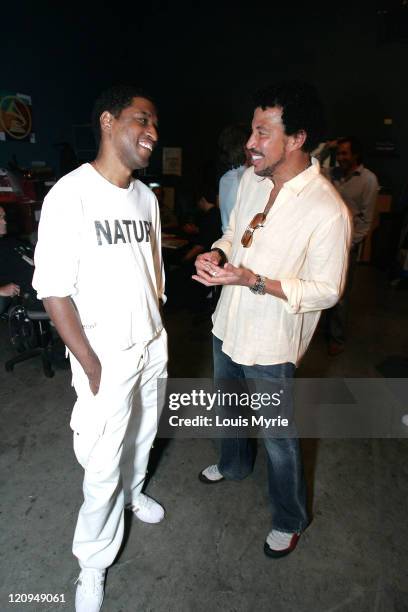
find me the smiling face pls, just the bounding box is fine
[336,141,358,174]
[106,97,158,171]
[246,106,289,178]
[0,207,6,236]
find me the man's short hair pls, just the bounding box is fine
[253,81,326,152]
[337,136,364,165]
[218,123,250,172]
[92,84,155,143]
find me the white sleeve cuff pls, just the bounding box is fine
[280,278,303,314]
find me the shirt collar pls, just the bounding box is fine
[283,157,320,196]
[338,164,363,182]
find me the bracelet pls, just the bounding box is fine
[249,274,266,295]
[210,248,227,266]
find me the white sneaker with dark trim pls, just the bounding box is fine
[199,464,224,483]
[126,493,165,524]
[264,529,300,558]
[75,568,105,612]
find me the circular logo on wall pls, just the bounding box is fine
[0,96,32,140]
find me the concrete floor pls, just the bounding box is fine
[1,265,408,612]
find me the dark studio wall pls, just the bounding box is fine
[1,6,98,173]
[1,1,407,201]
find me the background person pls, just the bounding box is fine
[218,123,251,233]
[0,205,36,314]
[326,136,379,355]
[166,185,221,313]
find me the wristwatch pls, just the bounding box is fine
[249,274,266,295]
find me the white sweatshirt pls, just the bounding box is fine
[33,163,165,350]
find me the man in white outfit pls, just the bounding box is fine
[33,85,168,611]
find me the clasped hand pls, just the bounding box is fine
[192,251,255,288]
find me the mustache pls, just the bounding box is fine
[248,148,264,157]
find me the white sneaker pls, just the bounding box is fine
[264,529,300,558]
[75,568,105,612]
[199,464,224,483]
[126,493,165,524]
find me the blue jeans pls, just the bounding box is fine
[213,335,309,534]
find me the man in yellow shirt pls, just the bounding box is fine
[193,81,351,558]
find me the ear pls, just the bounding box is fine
[99,111,114,135]
[287,130,307,152]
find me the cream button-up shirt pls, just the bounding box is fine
[212,159,352,366]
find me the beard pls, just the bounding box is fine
[253,149,287,178]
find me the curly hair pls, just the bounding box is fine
[253,81,326,152]
[91,84,155,143]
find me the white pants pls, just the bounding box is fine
[69,330,168,570]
